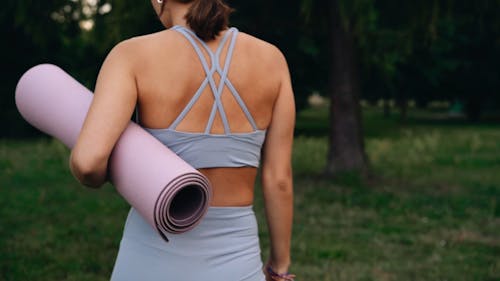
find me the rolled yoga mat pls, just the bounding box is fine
[15,64,212,241]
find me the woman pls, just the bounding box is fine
[69,0,295,280]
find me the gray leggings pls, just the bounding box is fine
[110,206,266,281]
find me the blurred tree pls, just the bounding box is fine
[301,0,371,175]
[2,0,81,137]
[325,0,370,175]
[372,0,500,121]
[2,0,157,137]
[435,0,500,120]
[300,0,499,174]
[91,0,162,52]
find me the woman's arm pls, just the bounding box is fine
[261,49,295,276]
[70,41,138,188]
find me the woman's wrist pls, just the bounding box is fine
[268,263,289,274]
[267,259,291,274]
[268,257,291,272]
[265,264,295,281]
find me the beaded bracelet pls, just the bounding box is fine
[266,265,296,281]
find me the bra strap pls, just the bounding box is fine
[169,26,258,133]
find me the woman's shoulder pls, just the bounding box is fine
[237,31,282,54]
[235,31,288,69]
[114,30,180,51]
[104,30,183,64]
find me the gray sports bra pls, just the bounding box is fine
[142,25,266,169]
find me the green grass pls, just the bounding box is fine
[1,108,500,280]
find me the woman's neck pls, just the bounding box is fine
[164,2,190,28]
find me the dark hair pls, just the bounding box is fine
[162,0,234,41]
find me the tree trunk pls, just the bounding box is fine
[383,99,391,117]
[398,97,408,122]
[325,0,368,176]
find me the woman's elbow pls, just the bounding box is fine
[262,170,293,195]
[69,150,107,188]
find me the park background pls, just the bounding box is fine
[1,0,499,280]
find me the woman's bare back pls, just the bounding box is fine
[125,28,283,206]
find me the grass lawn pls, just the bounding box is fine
[1,107,499,280]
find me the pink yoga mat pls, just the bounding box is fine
[15,64,212,241]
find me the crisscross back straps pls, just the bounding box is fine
[168,26,258,134]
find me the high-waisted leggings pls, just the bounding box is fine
[110,206,266,281]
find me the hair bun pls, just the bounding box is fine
[184,0,234,41]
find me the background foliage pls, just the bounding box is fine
[3,0,499,137]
